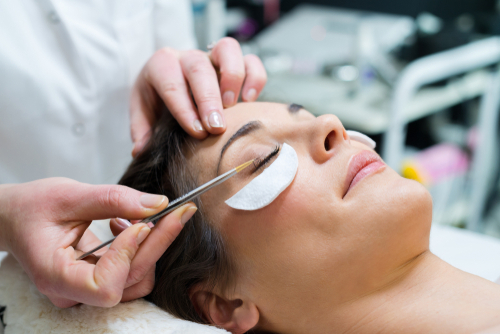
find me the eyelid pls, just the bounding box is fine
[252,145,281,173]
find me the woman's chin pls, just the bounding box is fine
[345,167,432,228]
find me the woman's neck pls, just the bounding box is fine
[326,251,500,334]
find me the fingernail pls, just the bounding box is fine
[136,226,151,245]
[193,119,204,132]
[245,88,257,101]
[180,205,198,226]
[116,218,132,229]
[140,194,167,209]
[208,111,224,128]
[223,91,235,106]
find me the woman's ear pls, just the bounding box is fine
[190,287,259,334]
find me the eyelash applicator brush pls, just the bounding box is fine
[77,159,255,260]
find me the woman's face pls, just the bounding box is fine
[187,102,432,328]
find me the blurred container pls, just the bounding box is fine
[192,0,227,49]
[402,143,469,187]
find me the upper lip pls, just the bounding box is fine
[343,150,383,198]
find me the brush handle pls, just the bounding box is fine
[76,237,116,260]
[77,169,237,260]
[76,159,254,260]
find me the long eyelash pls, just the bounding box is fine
[253,145,281,172]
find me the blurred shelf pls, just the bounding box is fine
[260,70,490,134]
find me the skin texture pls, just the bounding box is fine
[184,102,500,334]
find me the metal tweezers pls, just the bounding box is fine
[77,159,254,260]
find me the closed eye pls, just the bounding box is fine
[252,145,280,173]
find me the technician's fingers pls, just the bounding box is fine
[46,295,79,308]
[180,51,225,134]
[209,37,246,108]
[241,54,267,102]
[110,218,132,236]
[55,183,168,222]
[76,228,108,259]
[142,48,208,141]
[48,223,149,307]
[121,267,155,302]
[124,203,197,288]
[92,223,150,306]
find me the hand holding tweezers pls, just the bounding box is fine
[77,159,254,260]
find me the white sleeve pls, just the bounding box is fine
[154,0,198,50]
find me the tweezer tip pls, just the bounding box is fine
[235,159,255,173]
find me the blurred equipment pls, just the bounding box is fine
[255,5,417,133]
[255,4,414,75]
[263,0,280,25]
[382,37,500,231]
[256,5,491,136]
[402,143,469,187]
[278,0,497,21]
[193,0,227,49]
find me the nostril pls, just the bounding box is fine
[324,130,335,151]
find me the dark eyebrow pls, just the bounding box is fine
[288,103,303,114]
[216,120,263,175]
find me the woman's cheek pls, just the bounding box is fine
[271,178,318,230]
[351,140,374,151]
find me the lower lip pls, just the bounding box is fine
[345,161,385,195]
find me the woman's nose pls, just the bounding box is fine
[309,114,348,163]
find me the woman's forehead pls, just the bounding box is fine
[189,103,287,155]
[186,102,311,177]
[224,102,292,128]
[215,102,311,142]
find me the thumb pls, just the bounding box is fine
[56,183,169,222]
[52,223,152,307]
[86,223,151,307]
[124,203,197,288]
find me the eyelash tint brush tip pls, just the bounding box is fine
[77,159,255,260]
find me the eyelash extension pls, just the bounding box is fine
[253,145,281,172]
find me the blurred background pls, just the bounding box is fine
[192,0,500,237]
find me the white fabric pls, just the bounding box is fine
[226,143,298,210]
[1,225,500,332]
[0,0,196,185]
[0,254,228,334]
[346,130,376,149]
[430,224,500,282]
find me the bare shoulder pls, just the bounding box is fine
[476,323,500,334]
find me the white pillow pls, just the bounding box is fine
[0,253,228,334]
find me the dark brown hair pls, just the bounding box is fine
[119,111,234,323]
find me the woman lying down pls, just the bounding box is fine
[119,102,500,334]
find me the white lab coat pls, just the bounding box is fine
[0,0,197,184]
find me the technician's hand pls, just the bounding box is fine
[0,178,197,308]
[130,37,267,157]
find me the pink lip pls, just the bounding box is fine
[343,151,385,198]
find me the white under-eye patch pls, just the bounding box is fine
[225,143,298,211]
[346,130,376,149]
